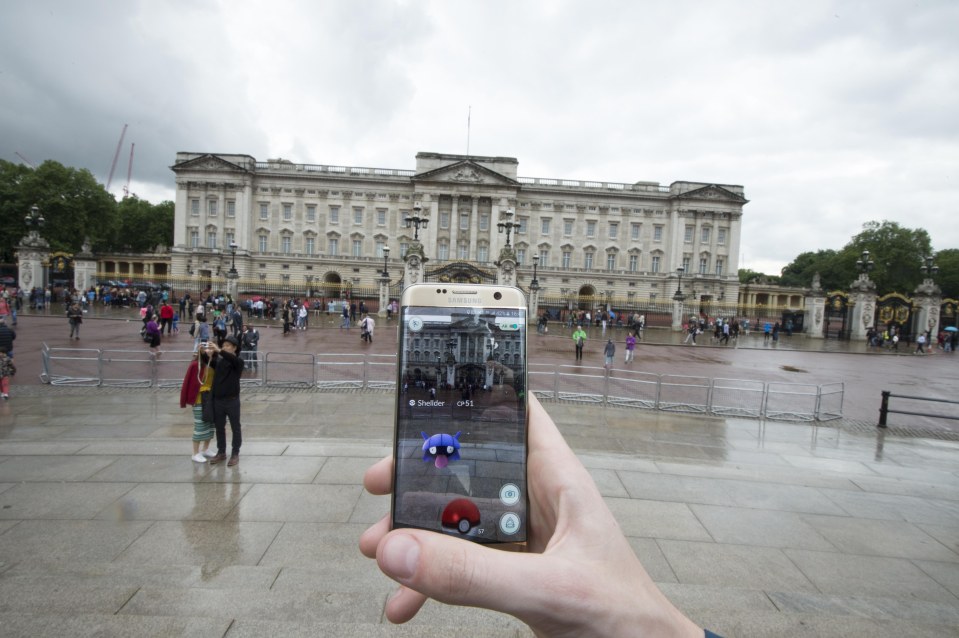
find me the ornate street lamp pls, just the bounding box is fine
[228,241,238,276]
[497,208,520,248]
[673,266,686,301]
[856,249,874,276]
[25,204,45,236]
[919,255,939,280]
[381,246,391,277]
[404,203,429,241]
[530,254,540,292]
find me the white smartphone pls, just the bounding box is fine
[391,283,529,546]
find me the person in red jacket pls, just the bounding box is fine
[159,301,175,335]
[179,350,216,462]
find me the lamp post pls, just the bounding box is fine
[673,266,686,301]
[404,203,429,241]
[530,254,540,289]
[855,249,874,278]
[228,241,238,276]
[381,246,390,278]
[497,208,520,248]
[25,204,46,237]
[919,255,939,282]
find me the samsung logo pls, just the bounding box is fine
[448,297,481,304]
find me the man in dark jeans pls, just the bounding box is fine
[206,335,244,466]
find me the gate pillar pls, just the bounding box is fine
[848,273,877,342]
[804,272,826,339]
[912,278,942,340]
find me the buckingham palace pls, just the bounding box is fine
[170,151,746,318]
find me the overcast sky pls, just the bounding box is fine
[2,0,957,275]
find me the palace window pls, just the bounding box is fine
[190,230,199,248]
[539,248,549,265]
[283,203,292,221]
[479,213,489,231]
[562,251,571,269]
[259,203,269,220]
[329,206,340,224]
[608,223,618,239]
[699,257,708,274]
[377,209,387,226]
[653,226,663,242]
[226,200,236,218]
[701,227,711,243]
[305,237,315,255]
[191,199,200,216]
[586,221,596,238]
[651,255,661,273]
[208,200,217,216]
[457,243,468,260]
[682,256,691,272]
[584,252,594,270]
[715,258,724,275]
[352,239,362,257]
[282,236,292,254]
[206,231,216,249]
[628,254,638,272]
[540,218,551,235]
[225,231,234,247]
[477,245,489,262]
[375,241,385,258]
[460,212,470,230]
[684,225,693,243]
[438,242,449,260]
[516,248,526,264]
[631,223,641,240]
[258,235,268,252]
[306,205,316,222]
[717,228,727,245]
[517,217,528,234]
[328,238,339,254]
[606,253,616,270]
[400,242,409,258]
[564,219,573,236]
[440,212,450,228]
[353,207,364,225]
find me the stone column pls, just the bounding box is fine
[225,270,239,301]
[378,275,390,317]
[16,233,51,292]
[73,239,98,293]
[912,279,942,339]
[672,296,685,331]
[529,283,540,323]
[403,242,427,289]
[495,246,517,287]
[803,273,826,339]
[848,274,877,342]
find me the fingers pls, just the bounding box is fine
[363,454,393,495]
[383,585,428,624]
[376,528,554,619]
[360,513,391,558]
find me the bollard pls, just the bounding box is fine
[878,390,890,428]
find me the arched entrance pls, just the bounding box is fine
[577,285,596,310]
[322,272,342,298]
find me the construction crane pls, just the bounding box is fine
[122,143,135,198]
[106,123,128,191]
[15,151,36,168]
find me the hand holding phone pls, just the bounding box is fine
[390,284,528,546]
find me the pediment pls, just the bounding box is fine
[413,160,519,187]
[172,154,249,173]
[672,185,748,204]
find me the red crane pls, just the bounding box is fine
[123,143,135,198]
[106,123,128,191]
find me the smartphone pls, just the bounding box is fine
[392,284,528,546]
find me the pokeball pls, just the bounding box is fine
[441,498,481,534]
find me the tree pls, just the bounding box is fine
[0,159,119,258]
[113,197,174,252]
[934,249,959,300]
[779,249,842,290]
[737,268,778,284]
[842,221,932,294]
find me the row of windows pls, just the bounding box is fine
[684,225,728,245]
[192,200,729,247]
[188,229,724,275]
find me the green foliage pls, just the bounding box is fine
[935,248,959,300]
[738,268,778,284]
[779,249,842,290]
[0,159,174,261]
[779,222,937,294]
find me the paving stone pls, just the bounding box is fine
[690,504,837,551]
[0,442,88,455]
[587,467,629,497]
[313,456,370,485]
[696,610,956,638]
[913,559,959,599]
[800,514,959,562]
[348,489,390,525]
[94,482,252,521]
[785,548,958,604]
[659,540,817,592]
[767,590,959,626]
[226,618,531,637]
[114,520,282,568]
[605,497,712,541]
[659,583,778,613]
[0,612,230,638]
[0,519,152,562]
[0,581,138,614]
[2,561,280,590]
[627,537,678,583]
[227,483,361,522]
[0,482,135,520]
[200,456,328,484]
[819,487,959,526]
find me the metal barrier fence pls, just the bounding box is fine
[39,345,843,421]
[528,363,843,422]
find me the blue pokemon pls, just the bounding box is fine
[422,431,461,468]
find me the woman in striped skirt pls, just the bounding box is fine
[179,350,216,462]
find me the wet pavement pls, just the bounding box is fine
[0,308,956,636]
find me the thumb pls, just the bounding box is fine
[377,529,556,619]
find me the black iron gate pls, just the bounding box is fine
[876,293,914,339]
[823,292,849,339]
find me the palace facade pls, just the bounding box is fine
[170,151,747,308]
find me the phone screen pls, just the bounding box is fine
[392,300,528,544]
